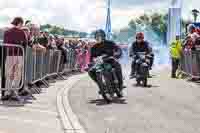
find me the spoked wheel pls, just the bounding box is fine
[97,73,113,103]
[115,88,123,98]
[143,78,148,87]
[102,93,112,103]
[111,70,123,98]
[136,78,140,86]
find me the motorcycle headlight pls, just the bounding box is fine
[146,59,150,63]
[142,63,148,67]
[136,60,140,64]
[141,55,145,59]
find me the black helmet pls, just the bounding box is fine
[94,29,106,40]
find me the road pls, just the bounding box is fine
[0,80,65,133]
[69,65,200,133]
[0,55,199,133]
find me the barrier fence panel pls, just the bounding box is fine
[71,49,77,70]
[58,48,79,74]
[25,46,34,86]
[47,50,61,77]
[181,50,200,78]
[25,47,62,85]
[192,51,200,77]
[0,43,25,92]
[196,51,200,76]
[0,42,90,100]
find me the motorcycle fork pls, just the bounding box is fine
[111,69,120,92]
[97,72,106,93]
[103,71,114,95]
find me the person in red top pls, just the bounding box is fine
[196,28,200,36]
[4,17,28,46]
[1,17,27,101]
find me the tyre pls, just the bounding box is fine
[97,73,113,103]
[143,78,148,87]
[136,78,140,85]
[102,93,112,103]
[115,88,123,98]
[111,70,123,98]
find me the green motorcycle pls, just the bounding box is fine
[91,55,123,103]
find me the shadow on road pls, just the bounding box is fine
[132,84,160,88]
[0,97,33,107]
[88,97,127,106]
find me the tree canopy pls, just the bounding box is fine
[40,24,88,38]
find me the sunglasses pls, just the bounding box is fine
[136,37,143,40]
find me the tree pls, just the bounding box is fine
[149,13,167,41]
[192,9,200,22]
[129,20,137,30]
[79,32,88,38]
[135,18,143,25]
[49,26,64,35]
[40,24,88,37]
[151,13,162,27]
[139,14,150,25]
[40,24,52,30]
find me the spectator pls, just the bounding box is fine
[2,17,28,101]
[170,35,182,78]
[30,24,46,53]
[25,20,31,26]
[195,36,200,51]
[4,17,28,46]
[38,31,48,48]
[183,36,192,50]
[57,36,68,65]
[29,24,40,47]
[21,26,31,44]
[47,35,57,50]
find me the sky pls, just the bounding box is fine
[0,0,199,32]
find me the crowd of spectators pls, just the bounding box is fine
[183,24,200,51]
[170,24,200,79]
[1,17,95,101]
[5,17,95,70]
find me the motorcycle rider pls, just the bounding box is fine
[88,29,125,94]
[129,32,151,79]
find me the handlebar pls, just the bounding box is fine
[131,52,153,60]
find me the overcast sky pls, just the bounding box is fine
[0,0,199,32]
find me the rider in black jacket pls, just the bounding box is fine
[129,32,151,79]
[88,29,125,93]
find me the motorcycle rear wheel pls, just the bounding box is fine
[116,89,123,98]
[102,93,112,103]
[136,78,140,85]
[143,78,148,87]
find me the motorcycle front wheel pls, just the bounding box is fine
[111,70,123,98]
[97,73,113,103]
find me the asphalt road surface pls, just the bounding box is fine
[69,64,200,133]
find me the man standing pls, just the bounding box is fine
[170,35,182,78]
[2,17,28,101]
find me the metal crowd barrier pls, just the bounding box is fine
[59,48,79,75]
[0,43,89,100]
[0,43,25,91]
[25,47,62,86]
[25,46,85,87]
[180,50,200,79]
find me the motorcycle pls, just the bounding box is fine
[133,52,151,87]
[90,55,123,103]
